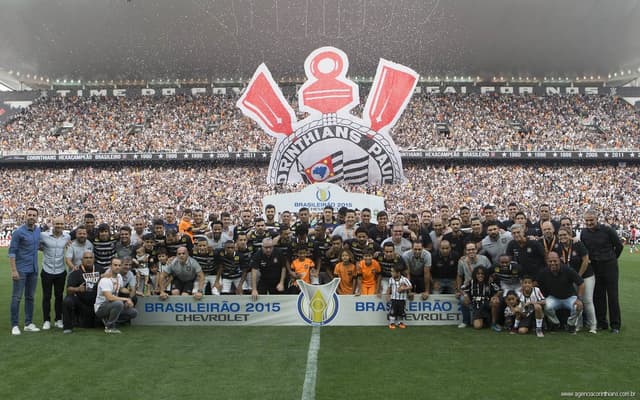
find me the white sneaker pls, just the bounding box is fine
[11,326,21,336]
[589,328,598,334]
[457,323,467,328]
[24,323,40,332]
[54,320,64,329]
[42,321,51,330]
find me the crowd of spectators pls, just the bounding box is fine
[1,93,638,153]
[1,163,638,231]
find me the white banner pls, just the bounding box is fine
[133,294,461,326]
[262,182,385,217]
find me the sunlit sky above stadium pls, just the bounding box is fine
[0,0,638,81]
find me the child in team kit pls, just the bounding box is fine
[387,265,412,329]
[462,266,499,330]
[289,248,317,293]
[133,245,151,296]
[333,250,358,295]
[516,276,546,337]
[503,290,521,333]
[156,249,172,294]
[356,250,381,296]
[147,258,160,296]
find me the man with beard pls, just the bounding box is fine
[443,217,468,256]
[206,221,225,250]
[480,221,513,265]
[233,209,254,240]
[115,226,135,259]
[70,213,98,242]
[65,226,94,271]
[247,218,273,252]
[191,209,211,244]
[9,207,41,336]
[345,227,380,262]
[264,204,280,235]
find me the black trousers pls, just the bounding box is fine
[257,279,282,295]
[410,274,425,293]
[41,270,67,322]
[62,295,96,330]
[592,259,621,330]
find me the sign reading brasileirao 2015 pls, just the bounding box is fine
[237,46,418,185]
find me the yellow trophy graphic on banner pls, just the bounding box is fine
[297,278,340,325]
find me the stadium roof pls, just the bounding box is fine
[0,0,639,82]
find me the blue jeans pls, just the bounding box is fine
[11,270,38,327]
[544,295,582,327]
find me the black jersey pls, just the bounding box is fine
[430,250,461,280]
[216,249,247,279]
[192,249,217,275]
[376,255,407,278]
[165,236,194,258]
[345,239,380,262]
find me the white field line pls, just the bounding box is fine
[301,325,321,400]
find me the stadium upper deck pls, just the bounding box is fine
[1,92,638,154]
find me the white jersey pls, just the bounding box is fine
[518,287,545,305]
[389,276,412,300]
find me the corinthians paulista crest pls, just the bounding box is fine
[237,46,418,185]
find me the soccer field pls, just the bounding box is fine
[1,248,638,400]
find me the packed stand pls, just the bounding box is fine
[1,164,639,230]
[2,93,638,153]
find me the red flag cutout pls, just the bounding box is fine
[364,60,418,134]
[237,64,296,137]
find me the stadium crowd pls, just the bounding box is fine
[1,93,638,153]
[1,163,638,231]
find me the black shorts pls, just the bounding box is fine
[519,314,535,329]
[389,299,407,318]
[172,279,195,294]
[471,303,490,321]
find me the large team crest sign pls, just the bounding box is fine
[237,46,418,184]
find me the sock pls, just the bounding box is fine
[536,318,543,328]
[514,319,520,329]
[389,316,395,324]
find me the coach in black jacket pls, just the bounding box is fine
[580,210,623,333]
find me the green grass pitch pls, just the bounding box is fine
[1,247,638,399]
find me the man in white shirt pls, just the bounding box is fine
[94,258,138,334]
[40,216,70,330]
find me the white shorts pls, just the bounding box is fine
[201,275,220,296]
[222,277,242,294]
